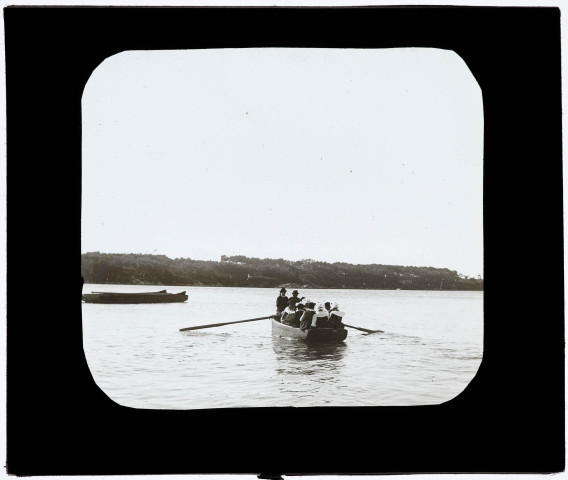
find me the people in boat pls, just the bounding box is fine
[311,302,330,328]
[292,302,306,328]
[280,298,298,324]
[299,300,316,331]
[288,290,301,308]
[276,288,289,314]
[284,302,304,328]
[328,302,346,329]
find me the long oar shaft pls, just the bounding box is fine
[343,323,382,334]
[180,315,275,332]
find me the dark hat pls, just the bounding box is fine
[280,288,287,293]
[292,290,299,295]
[297,303,305,309]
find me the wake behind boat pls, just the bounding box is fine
[82,289,188,304]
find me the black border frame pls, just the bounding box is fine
[5,5,564,476]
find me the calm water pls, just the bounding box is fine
[82,284,483,409]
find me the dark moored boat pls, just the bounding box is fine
[82,290,188,304]
[271,318,348,343]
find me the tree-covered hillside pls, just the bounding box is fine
[81,253,483,291]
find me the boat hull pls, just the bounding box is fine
[82,291,188,304]
[271,319,348,342]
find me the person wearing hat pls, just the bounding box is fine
[281,298,301,327]
[276,288,289,315]
[312,302,330,328]
[288,290,301,308]
[291,303,305,328]
[328,302,346,329]
[299,300,316,331]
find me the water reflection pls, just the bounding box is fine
[272,336,348,378]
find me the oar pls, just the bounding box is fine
[343,323,383,334]
[180,315,277,332]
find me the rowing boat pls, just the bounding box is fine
[82,290,188,304]
[271,318,348,342]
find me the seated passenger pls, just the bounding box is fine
[328,302,345,328]
[283,303,304,328]
[281,299,297,325]
[312,302,330,328]
[287,303,304,328]
[299,301,316,331]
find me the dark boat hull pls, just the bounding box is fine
[271,319,348,342]
[82,291,188,304]
[90,289,168,295]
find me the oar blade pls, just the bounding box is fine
[343,323,383,334]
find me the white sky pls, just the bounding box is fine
[82,47,483,278]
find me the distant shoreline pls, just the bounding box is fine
[83,281,483,292]
[81,253,483,292]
